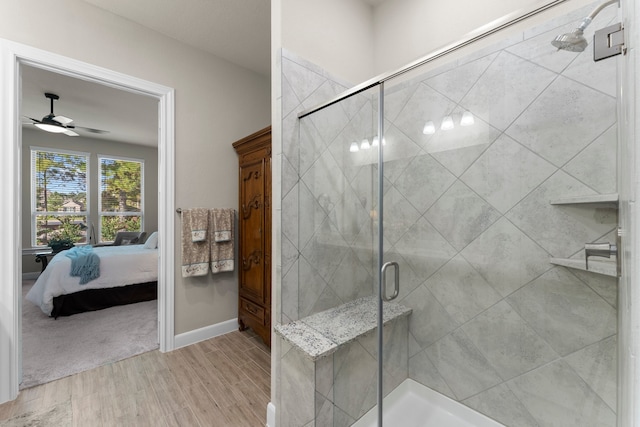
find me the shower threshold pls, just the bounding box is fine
[353,379,505,427]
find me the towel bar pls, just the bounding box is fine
[176,208,182,214]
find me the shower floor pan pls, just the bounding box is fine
[353,379,505,427]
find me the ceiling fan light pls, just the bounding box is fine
[34,122,67,133]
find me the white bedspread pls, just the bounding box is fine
[26,245,158,315]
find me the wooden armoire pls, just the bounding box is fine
[232,126,272,348]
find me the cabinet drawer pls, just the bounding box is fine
[240,298,265,323]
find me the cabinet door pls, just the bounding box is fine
[239,158,266,304]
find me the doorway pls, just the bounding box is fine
[0,39,176,404]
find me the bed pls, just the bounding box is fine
[26,244,158,318]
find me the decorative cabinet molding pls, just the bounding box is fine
[233,126,272,347]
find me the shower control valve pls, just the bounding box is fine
[584,242,617,270]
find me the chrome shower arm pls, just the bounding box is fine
[578,0,618,31]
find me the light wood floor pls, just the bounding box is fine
[0,329,270,426]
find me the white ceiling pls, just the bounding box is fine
[22,65,159,147]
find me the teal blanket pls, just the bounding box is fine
[65,245,100,285]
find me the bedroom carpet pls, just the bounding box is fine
[21,280,158,389]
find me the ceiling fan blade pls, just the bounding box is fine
[64,129,79,137]
[53,115,73,125]
[22,116,40,123]
[71,125,110,134]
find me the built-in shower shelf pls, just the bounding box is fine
[550,257,617,277]
[549,193,618,207]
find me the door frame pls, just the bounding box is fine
[0,38,176,404]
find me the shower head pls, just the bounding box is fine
[551,0,618,52]
[551,29,588,52]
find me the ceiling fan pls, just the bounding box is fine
[24,92,109,136]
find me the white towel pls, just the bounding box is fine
[185,208,209,242]
[210,208,235,273]
[181,209,209,277]
[212,208,233,242]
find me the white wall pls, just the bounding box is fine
[280,0,375,85]
[0,0,270,336]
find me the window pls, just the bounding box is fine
[99,156,144,243]
[31,148,89,247]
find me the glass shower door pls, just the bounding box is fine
[295,85,385,426]
[379,2,619,426]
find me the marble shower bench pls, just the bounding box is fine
[275,296,412,426]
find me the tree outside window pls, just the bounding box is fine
[99,157,144,242]
[32,149,88,247]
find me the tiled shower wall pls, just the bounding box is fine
[278,3,619,426]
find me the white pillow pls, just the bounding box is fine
[144,231,158,249]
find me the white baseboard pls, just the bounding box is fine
[173,318,239,349]
[266,402,276,427]
[22,272,39,280]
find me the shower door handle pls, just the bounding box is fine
[381,261,399,302]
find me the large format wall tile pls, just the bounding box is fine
[380,122,423,166]
[382,81,420,123]
[333,340,378,420]
[301,149,347,214]
[393,216,457,281]
[300,217,349,284]
[460,51,556,131]
[506,75,616,167]
[409,349,455,399]
[401,284,458,350]
[301,79,351,146]
[572,268,618,308]
[425,329,502,400]
[425,180,501,251]
[330,184,372,245]
[426,107,499,154]
[429,138,493,178]
[508,360,616,427]
[280,343,316,427]
[463,383,539,427]
[424,113,501,177]
[461,217,551,297]
[282,57,327,104]
[393,83,457,145]
[461,134,557,214]
[461,300,558,380]
[393,152,456,214]
[507,267,616,356]
[563,125,617,194]
[565,335,617,411]
[282,260,299,321]
[379,186,422,246]
[328,248,372,304]
[424,254,501,324]
[425,53,497,103]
